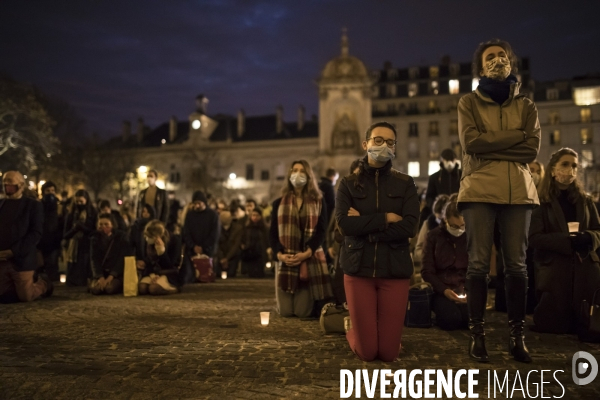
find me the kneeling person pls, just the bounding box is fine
[138,220,181,295]
[90,214,130,295]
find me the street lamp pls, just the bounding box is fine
[138,166,148,174]
[192,120,202,130]
[229,173,236,180]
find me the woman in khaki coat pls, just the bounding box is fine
[457,39,541,363]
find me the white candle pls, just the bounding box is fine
[221,271,227,280]
[260,312,270,326]
[60,274,66,283]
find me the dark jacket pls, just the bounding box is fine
[129,218,150,260]
[64,206,98,241]
[90,230,130,280]
[140,235,182,286]
[217,221,243,262]
[269,197,327,256]
[241,222,269,262]
[183,207,220,257]
[425,164,461,209]
[110,210,128,233]
[0,197,43,272]
[421,225,468,294]
[39,193,63,253]
[137,186,169,223]
[529,194,600,333]
[319,177,336,224]
[335,157,420,279]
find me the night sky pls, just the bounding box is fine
[2,0,599,139]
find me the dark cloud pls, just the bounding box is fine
[1,0,599,138]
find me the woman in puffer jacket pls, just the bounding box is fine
[457,39,541,363]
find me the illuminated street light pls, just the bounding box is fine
[161,139,166,144]
[229,173,236,180]
[138,166,148,173]
[192,119,202,129]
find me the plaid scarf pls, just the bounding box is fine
[277,193,332,300]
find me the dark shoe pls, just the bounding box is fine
[38,273,54,298]
[466,275,489,362]
[505,275,532,363]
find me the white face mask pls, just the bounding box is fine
[367,144,395,163]
[289,172,307,188]
[447,225,465,237]
[442,160,456,172]
[531,172,541,186]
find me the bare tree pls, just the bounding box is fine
[189,149,233,198]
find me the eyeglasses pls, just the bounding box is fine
[367,136,396,147]
[448,223,465,230]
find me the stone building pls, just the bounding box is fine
[107,32,600,203]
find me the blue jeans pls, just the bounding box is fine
[461,203,532,279]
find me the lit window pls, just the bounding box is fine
[408,83,418,98]
[574,86,600,106]
[581,108,592,123]
[429,66,439,79]
[431,81,439,95]
[549,111,560,125]
[449,79,459,95]
[408,162,420,178]
[472,78,479,91]
[581,128,592,144]
[387,84,397,97]
[428,101,438,114]
[550,130,560,145]
[581,150,594,168]
[428,161,441,175]
[546,88,559,101]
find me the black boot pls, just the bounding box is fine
[505,275,532,363]
[466,276,489,362]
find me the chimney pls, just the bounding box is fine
[297,105,305,131]
[276,105,283,134]
[169,116,177,142]
[196,94,208,114]
[237,109,245,137]
[122,120,131,143]
[136,117,144,144]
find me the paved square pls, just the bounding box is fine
[1,278,599,399]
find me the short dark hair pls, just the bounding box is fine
[99,200,111,210]
[365,121,397,140]
[440,149,457,161]
[147,169,158,178]
[246,199,257,207]
[325,168,337,178]
[98,213,117,228]
[472,39,518,78]
[42,181,56,193]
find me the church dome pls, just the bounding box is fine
[320,30,369,83]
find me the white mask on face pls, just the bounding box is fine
[447,225,465,237]
[553,166,576,186]
[531,172,541,186]
[367,144,395,163]
[289,172,307,188]
[442,160,456,172]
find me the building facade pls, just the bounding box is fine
[107,33,600,203]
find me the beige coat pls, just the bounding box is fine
[457,82,541,205]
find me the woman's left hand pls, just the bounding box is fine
[348,207,360,216]
[288,249,312,266]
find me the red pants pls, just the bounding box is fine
[344,275,410,362]
[0,260,47,303]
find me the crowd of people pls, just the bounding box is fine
[2,38,599,364]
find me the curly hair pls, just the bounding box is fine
[143,219,170,246]
[472,39,518,78]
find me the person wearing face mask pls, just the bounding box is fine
[136,169,169,224]
[270,160,332,318]
[63,189,98,287]
[414,194,451,264]
[216,211,243,278]
[181,190,220,284]
[336,122,420,362]
[37,181,63,282]
[529,148,600,336]
[457,39,541,363]
[0,171,52,303]
[421,194,469,330]
[423,149,461,225]
[89,214,130,295]
[138,220,182,295]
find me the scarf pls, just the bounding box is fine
[477,74,517,105]
[277,193,332,300]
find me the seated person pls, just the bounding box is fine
[421,194,468,330]
[414,194,451,263]
[138,220,182,295]
[89,214,130,295]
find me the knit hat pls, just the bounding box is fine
[192,190,207,204]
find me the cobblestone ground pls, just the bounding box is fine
[1,278,599,400]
